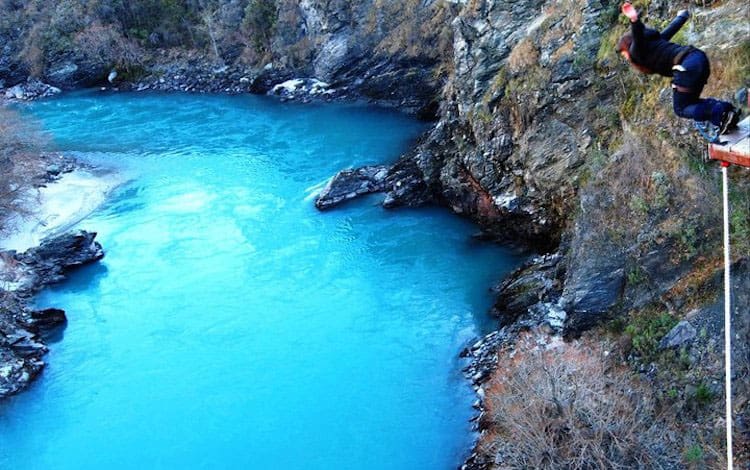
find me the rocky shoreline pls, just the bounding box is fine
[0,155,115,399]
[0,230,105,398]
[2,56,435,117]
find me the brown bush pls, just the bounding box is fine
[0,107,45,235]
[73,22,142,70]
[480,333,680,469]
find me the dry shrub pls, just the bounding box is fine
[374,0,454,61]
[481,333,680,469]
[74,22,142,70]
[0,107,45,235]
[508,38,539,75]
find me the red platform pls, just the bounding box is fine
[708,116,750,168]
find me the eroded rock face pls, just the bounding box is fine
[0,230,104,398]
[383,0,610,247]
[271,0,460,115]
[491,252,565,327]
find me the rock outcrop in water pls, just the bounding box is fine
[315,165,389,210]
[0,231,104,398]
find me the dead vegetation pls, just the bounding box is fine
[0,107,45,236]
[480,332,681,469]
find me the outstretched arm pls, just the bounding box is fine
[660,10,690,40]
[621,3,657,57]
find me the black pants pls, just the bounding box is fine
[672,49,732,126]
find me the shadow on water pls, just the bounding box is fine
[97,184,147,217]
[32,263,109,344]
[41,321,68,344]
[42,263,109,297]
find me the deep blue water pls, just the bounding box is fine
[0,91,521,469]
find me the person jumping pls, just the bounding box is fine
[617,3,740,134]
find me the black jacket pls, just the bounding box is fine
[629,13,692,77]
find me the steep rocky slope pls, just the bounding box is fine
[1,0,748,466]
[317,0,749,465]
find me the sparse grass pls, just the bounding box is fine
[624,311,678,361]
[729,180,750,256]
[703,39,750,100]
[507,38,538,74]
[679,221,699,257]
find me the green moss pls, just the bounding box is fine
[629,196,649,215]
[597,27,625,65]
[481,67,508,108]
[678,221,700,260]
[626,265,647,285]
[474,107,493,125]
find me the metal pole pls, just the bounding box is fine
[722,162,733,470]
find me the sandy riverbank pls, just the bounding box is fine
[1,169,123,253]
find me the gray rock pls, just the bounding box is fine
[550,55,578,83]
[4,79,61,101]
[315,165,389,210]
[26,308,67,330]
[659,320,697,350]
[15,230,104,293]
[46,164,61,176]
[383,155,433,208]
[491,252,564,326]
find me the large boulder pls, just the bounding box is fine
[15,230,104,293]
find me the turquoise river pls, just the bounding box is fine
[0,91,522,469]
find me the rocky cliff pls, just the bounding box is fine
[371,0,749,336]
[1,0,748,466]
[314,0,749,465]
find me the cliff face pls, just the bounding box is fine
[390,0,609,246]
[383,0,749,333]
[269,0,457,114]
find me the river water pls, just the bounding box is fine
[0,91,521,469]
